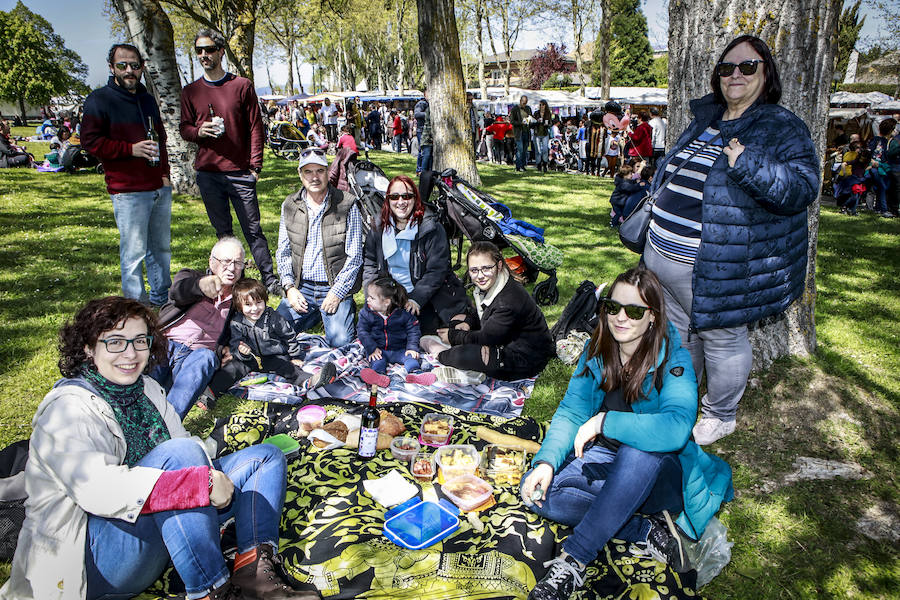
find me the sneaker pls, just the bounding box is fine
[692,417,736,445]
[195,386,217,411]
[307,362,337,390]
[528,553,585,600]
[881,211,895,218]
[637,510,689,572]
[432,366,486,386]
[359,367,390,388]
[405,372,437,385]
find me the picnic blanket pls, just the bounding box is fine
[148,399,704,600]
[226,335,535,419]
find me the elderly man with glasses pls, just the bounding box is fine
[152,237,246,418]
[179,29,280,297]
[275,149,363,348]
[81,43,172,307]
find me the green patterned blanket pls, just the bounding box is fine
[151,400,704,600]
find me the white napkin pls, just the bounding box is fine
[363,469,419,507]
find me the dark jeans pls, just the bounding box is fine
[515,133,530,170]
[889,170,900,214]
[371,349,420,373]
[208,354,310,396]
[437,344,532,381]
[523,443,683,566]
[196,170,276,287]
[325,124,338,142]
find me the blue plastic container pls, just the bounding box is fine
[383,497,460,550]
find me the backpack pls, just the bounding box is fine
[0,439,29,560]
[549,280,601,343]
[400,116,409,135]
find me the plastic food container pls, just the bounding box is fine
[297,405,326,433]
[262,434,301,459]
[390,436,421,463]
[481,445,526,487]
[434,444,480,480]
[383,497,460,549]
[419,413,454,447]
[410,451,435,482]
[441,474,494,512]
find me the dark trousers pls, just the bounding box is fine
[889,170,900,215]
[195,170,276,286]
[208,354,309,396]
[325,124,338,142]
[438,344,529,381]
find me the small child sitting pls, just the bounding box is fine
[336,125,358,153]
[358,276,422,388]
[207,278,336,400]
[609,163,646,227]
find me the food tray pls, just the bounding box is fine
[441,474,494,512]
[419,413,454,447]
[383,497,460,549]
[434,444,480,480]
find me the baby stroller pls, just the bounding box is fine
[267,120,310,160]
[548,139,569,172]
[60,144,102,174]
[426,169,562,306]
[345,158,389,235]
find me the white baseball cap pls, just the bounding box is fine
[297,147,328,169]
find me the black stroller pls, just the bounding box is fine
[345,159,390,235]
[267,121,310,160]
[422,169,562,306]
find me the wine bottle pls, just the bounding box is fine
[146,116,159,167]
[358,384,380,460]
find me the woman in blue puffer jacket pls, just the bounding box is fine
[521,266,733,600]
[642,35,819,446]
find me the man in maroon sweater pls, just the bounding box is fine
[81,43,171,306]
[180,29,279,296]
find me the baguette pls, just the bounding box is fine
[473,426,541,454]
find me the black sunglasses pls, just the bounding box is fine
[601,298,651,320]
[195,45,220,55]
[716,59,764,77]
[113,61,143,71]
[300,148,326,158]
[386,192,415,201]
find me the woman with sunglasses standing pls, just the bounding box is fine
[521,266,733,600]
[641,35,819,445]
[2,297,318,600]
[362,175,472,337]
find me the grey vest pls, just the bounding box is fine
[281,184,362,296]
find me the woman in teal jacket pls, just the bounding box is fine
[522,266,733,600]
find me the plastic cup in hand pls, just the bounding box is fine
[212,116,225,136]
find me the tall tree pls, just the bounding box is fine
[111,0,198,195]
[560,0,596,95]
[591,0,611,98]
[607,0,655,86]
[668,0,841,368]
[417,0,481,185]
[0,2,90,124]
[836,1,866,81]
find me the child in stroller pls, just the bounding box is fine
[548,139,569,172]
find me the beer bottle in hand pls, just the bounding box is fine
[146,116,159,167]
[358,384,380,459]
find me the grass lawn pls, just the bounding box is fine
[1,127,898,598]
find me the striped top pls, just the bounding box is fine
[648,127,724,264]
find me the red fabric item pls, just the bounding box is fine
[337,133,358,153]
[233,547,258,572]
[628,121,653,159]
[140,466,211,514]
[392,115,403,136]
[851,183,866,194]
[180,73,265,172]
[485,121,512,141]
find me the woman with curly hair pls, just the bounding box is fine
[2,296,316,600]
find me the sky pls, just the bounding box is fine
[0,0,891,91]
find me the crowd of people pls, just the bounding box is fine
[828,119,900,217]
[0,30,876,600]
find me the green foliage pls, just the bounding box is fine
[858,44,888,64]
[540,73,574,89]
[592,0,655,87]
[0,2,89,116]
[836,82,897,94]
[650,54,668,87]
[836,0,865,81]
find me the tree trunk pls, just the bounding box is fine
[417,0,481,185]
[225,0,257,81]
[18,97,27,126]
[599,0,610,99]
[571,0,585,96]
[499,4,512,95]
[295,51,305,93]
[396,2,407,93]
[475,0,487,100]
[667,0,841,369]
[286,47,295,94]
[112,0,198,196]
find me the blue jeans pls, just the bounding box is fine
[419,144,433,173]
[110,186,172,305]
[85,438,286,600]
[523,443,683,567]
[515,133,530,170]
[533,135,549,166]
[869,171,889,213]
[151,340,219,419]
[371,348,420,374]
[276,281,356,348]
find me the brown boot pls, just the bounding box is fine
[198,579,244,600]
[231,544,320,600]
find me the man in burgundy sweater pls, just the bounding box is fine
[81,43,171,306]
[180,29,280,296]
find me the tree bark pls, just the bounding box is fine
[224,0,257,81]
[395,0,407,93]
[474,0,487,100]
[417,0,481,185]
[599,0,610,99]
[667,0,841,369]
[18,97,27,127]
[112,0,198,196]
[286,46,295,94]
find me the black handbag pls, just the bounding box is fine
[618,136,720,254]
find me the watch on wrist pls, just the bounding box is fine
[283,283,295,294]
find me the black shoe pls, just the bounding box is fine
[528,552,585,600]
[640,510,689,572]
[267,280,284,298]
[307,361,337,390]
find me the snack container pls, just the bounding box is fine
[434,444,480,480]
[410,451,435,482]
[481,444,526,487]
[297,405,326,432]
[441,474,494,512]
[390,436,421,463]
[262,434,301,459]
[383,497,460,549]
[419,413,454,446]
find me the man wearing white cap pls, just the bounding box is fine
[275,148,363,347]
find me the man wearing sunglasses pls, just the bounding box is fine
[275,149,363,348]
[179,29,280,297]
[81,43,172,307]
